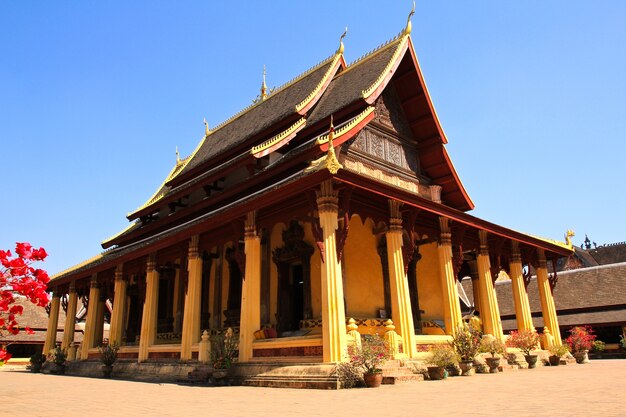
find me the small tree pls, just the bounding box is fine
[0,242,49,364]
[565,326,596,353]
[450,324,482,362]
[507,330,541,356]
[348,334,389,374]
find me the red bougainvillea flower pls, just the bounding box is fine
[15,242,33,260]
[1,242,49,365]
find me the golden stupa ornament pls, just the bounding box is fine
[175,146,181,164]
[325,115,343,175]
[261,65,268,101]
[404,1,416,35]
[337,27,348,54]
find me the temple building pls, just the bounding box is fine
[47,12,572,381]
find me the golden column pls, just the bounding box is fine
[181,236,203,361]
[476,231,504,340]
[43,292,61,355]
[536,249,562,346]
[109,265,128,346]
[139,254,159,362]
[385,200,417,357]
[437,217,463,336]
[81,275,100,359]
[61,283,78,352]
[238,211,262,362]
[509,242,534,332]
[317,180,348,363]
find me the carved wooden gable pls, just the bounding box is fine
[343,86,419,175]
[374,86,413,138]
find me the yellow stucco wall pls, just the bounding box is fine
[343,215,385,318]
[416,241,444,329]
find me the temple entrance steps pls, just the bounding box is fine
[230,361,340,389]
[380,360,424,384]
[61,359,198,383]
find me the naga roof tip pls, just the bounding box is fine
[337,27,348,54]
[404,0,416,35]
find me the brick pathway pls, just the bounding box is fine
[1,360,625,417]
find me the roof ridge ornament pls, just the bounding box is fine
[203,118,211,136]
[175,146,180,164]
[325,115,343,175]
[337,27,348,54]
[404,0,416,36]
[261,64,268,101]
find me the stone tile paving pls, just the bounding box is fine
[1,360,625,417]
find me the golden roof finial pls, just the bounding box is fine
[261,65,268,101]
[337,27,348,54]
[204,117,210,136]
[325,114,343,174]
[565,229,575,248]
[175,146,180,164]
[404,0,416,35]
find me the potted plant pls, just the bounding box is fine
[449,325,481,376]
[548,344,569,366]
[426,345,458,380]
[98,343,119,378]
[480,337,506,373]
[29,352,46,373]
[348,333,389,387]
[591,340,606,359]
[565,326,595,364]
[210,328,238,381]
[620,334,626,351]
[507,330,541,368]
[49,346,66,375]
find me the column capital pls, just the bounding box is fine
[52,290,62,298]
[316,180,339,215]
[478,230,489,256]
[388,200,403,233]
[537,248,547,268]
[188,235,200,259]
[114,264,124,281]
[430,185,443,204]
[90,274,99,288]
[146,253,157,272]
[244,211,258,239]
[439,217,452,246]
[510,241,521,263]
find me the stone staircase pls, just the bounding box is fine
[230,362,340,389]
[380,360,423,384]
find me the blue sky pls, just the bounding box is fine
[1,1,625,275]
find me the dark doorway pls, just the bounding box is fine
[277,263,305,332]
[273,221,313,334]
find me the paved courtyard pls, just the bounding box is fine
[1,360,625,417]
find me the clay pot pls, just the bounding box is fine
[102,365,113,378]
[574,350,590,364]
[459,361,475,376]
[549,355,561,366]
[524,354,538,369]
[427,366,446,381]
[485,357,500,373]
[363,372,383,387]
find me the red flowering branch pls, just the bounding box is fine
[0,242,50,364]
